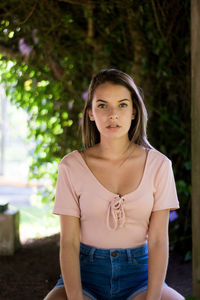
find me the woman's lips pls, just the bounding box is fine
[106,125,121,129]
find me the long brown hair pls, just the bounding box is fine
[81,69,152,149]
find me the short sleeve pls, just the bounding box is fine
[153,158,180,211]
[53,161,80,218]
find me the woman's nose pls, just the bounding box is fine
[108,107,119,119]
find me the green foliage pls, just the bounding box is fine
[0,58,82,203]
[0,0,190,254]
[136,1,191,254]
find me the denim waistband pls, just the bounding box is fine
[80,242,148,260]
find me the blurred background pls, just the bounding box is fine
[0,85,59,242]
[0,0,193,299]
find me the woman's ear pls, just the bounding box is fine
[88,108,95,121]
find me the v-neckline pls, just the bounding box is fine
[75,148,152,198]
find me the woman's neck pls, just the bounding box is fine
[95,137,136,161]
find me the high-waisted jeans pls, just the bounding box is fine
[54,242,167,300]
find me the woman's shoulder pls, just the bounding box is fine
[59,149,80,166]
[148,146,171,164]
[146,147,173,181]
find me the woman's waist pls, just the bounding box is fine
[80,241,148,259]
[80,225,148,250]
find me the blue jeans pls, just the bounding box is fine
[54,242,166,299]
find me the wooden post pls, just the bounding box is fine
[191,0,200,296]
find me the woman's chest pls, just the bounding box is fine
[84,155,147,196]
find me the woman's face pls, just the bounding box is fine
[88,82,136,140]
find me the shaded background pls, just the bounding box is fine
[0,0,191,299]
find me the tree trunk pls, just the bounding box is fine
[191,0,200,296]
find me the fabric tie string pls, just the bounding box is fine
[106,195,125,231]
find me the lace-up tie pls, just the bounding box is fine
[106,195,125,231]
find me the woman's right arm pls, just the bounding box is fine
[59,214,83,300]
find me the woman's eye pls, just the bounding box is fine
[97,104,106,108]
[120,103,128,108]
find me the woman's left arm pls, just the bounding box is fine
[146,209,170,300]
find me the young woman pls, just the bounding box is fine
[44,69,184,300]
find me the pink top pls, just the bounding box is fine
[53,148,180,248]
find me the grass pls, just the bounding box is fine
[12,204,60,242]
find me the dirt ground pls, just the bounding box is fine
[0,234,192,300]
